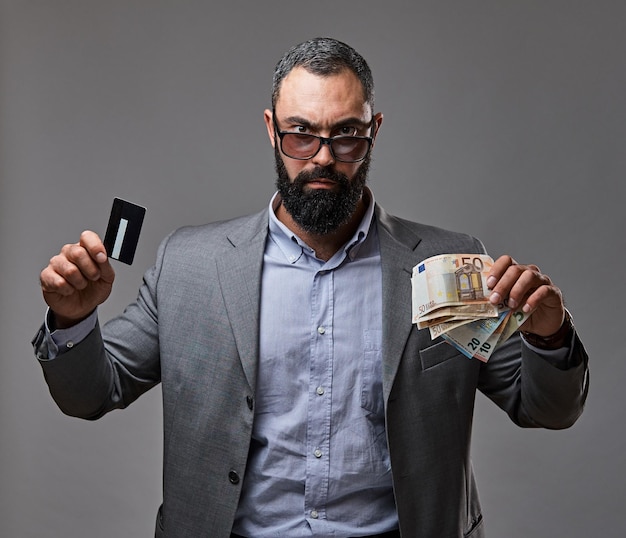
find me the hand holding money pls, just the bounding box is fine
[486,255,566,338]
[411,254,532,361]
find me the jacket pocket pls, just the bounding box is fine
[361,329,384,416]
[419,339,462,370]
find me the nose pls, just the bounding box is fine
[311,139,335,167]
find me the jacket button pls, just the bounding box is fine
[228,470,240,484]
[246,395,254,410]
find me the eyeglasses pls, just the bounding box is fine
[272,112,375,163]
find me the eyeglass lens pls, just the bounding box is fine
[281,133,370,162]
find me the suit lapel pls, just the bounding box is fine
[213,205,428,401]
[215,210,268,392]
[376,205,424,402]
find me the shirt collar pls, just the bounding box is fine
[267,187,377,265]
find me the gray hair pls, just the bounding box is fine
[271,37,374,110]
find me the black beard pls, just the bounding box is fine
[274,147,370,235]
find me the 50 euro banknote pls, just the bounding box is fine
[411,253,530,361]
[411,253,498,324]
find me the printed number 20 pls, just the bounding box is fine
[467,337,491,353]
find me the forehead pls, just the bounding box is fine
[275,66,371,124]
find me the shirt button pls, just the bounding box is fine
[310,510,319,519]
[317,326,325,334]
[66,341,74,349]
[316,386,325,396]
[313,448,322,458]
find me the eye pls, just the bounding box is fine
[334,125,358,137]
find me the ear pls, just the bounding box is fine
[263,109,276,148]
[371,112,384,147]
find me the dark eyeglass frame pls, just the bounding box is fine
[272,110,375,163]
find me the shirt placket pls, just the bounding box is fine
[304,267,334,532]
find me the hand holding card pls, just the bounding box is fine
[103,198,146,265]
[40,198,146,327]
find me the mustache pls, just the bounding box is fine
[293,166,350,187]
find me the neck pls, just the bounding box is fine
[276,194,369,262]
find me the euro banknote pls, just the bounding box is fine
[412,254,530,361]
[412,254,498,324]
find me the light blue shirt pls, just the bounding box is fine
[232,190,398,537]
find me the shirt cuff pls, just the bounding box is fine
[44,308,98,360]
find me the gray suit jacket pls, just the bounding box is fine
[35,204,589,538]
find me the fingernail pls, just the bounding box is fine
[522,303,531,313]
[489,291,501,304]
[487,276,497,288]
[96,252,108,263]
[508,298,518,309]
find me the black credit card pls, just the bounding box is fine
[103,198,146,265]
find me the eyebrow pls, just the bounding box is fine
[280,115,371,132]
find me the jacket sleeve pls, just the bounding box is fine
[32,234,170,420]
[477,330,589,429]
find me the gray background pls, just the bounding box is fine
[1,1,624,536]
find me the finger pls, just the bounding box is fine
[488,264,541,307]
[61,243,103,282]
[488,259,522,305]
[79,230,108,264]
[40,264,79,297]
[505,267,551,309]
[521,283,563,314]
[486,255,517,289]
[79,230,115,284]
[519,285,565,336]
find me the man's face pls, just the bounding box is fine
[264,67,382,235]
[273,145,371,235]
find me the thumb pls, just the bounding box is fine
[96,255,116,284]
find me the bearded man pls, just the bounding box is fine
[34,37,588,538]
